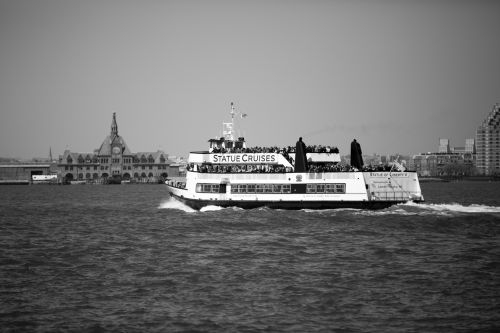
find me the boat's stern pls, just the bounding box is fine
[363,171,424,203]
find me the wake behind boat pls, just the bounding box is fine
[165,103,424,210]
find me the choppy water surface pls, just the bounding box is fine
[1,182,499,332]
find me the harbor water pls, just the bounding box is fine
[1,182,499,332]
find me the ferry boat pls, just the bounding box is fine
[166,104,424,210]
[32,174,58,184]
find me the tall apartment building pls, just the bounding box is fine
[476,103,500,176]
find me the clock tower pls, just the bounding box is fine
[109,113,123,176]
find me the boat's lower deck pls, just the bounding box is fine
[169,191,420,210]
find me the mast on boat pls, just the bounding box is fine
[223,102,237,141]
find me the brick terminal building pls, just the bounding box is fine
[58,113,182,183]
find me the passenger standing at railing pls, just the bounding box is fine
[295,137,308,172]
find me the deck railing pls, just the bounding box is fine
[371,191,410,201]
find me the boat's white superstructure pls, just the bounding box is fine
[165,104,424,210]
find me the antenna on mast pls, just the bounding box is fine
[230,102,236,136]
[223,102,248,141]
[230,102,236,140]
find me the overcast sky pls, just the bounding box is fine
[1,0,499,159]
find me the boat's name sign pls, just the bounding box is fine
[369,172,409,177]
[211,153,278,164]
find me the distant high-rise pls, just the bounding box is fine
[438,138,450,153]
[476,103,500,176]
[465,138,476,154]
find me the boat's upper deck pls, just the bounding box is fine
[187,149,409,174]
[194,114,407,173]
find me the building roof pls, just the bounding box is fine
[135,151,171,164]
[96,113,133,155]
[97,134,132,156]
[481,103,500,128]
[0,164,51,168]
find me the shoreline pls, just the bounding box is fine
[420,176,499,182]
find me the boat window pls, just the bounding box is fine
[224,183,317,194]
[231,184,247,193]
[305,183,346,194]
[307,184,316,193]
[335,184,346,193]
[196,183,220,193]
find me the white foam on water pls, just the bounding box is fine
[200,205,225,212]
[158,197,500,215]
[353,208,418,217]
[399,201,500,214]
[346,201,500,217]
[158,197,196,213]
[302,208,362,215]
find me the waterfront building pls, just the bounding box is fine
[0,163,55,184]
[363,154,382,166]
[0,149,59,184]
[476,103,500,176]
[411,152,475,177]
[411,154,437,177]
[411,137,476,177]
[58,113,182,183]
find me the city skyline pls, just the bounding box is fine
[1,0,499,159]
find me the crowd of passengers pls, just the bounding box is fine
[189,164,289,173]
[210,145,340,154]
[188,162,400,174]
[308,163,400,173]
